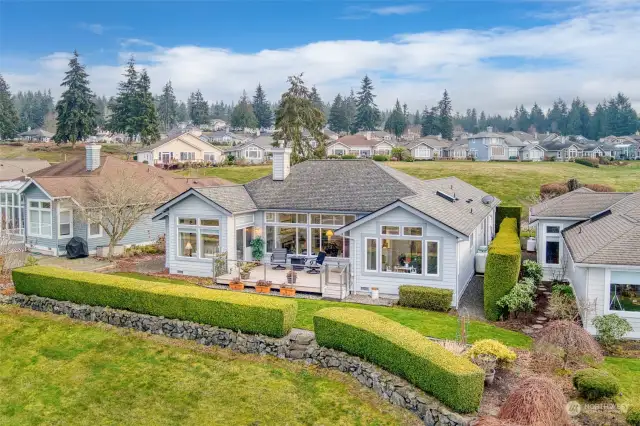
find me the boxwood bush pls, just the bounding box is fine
[372,154,389,161]
[495,205,522,236]
[398,285,452,311]
[484,218,521,321]
[13,266,297,338]
[313,307,484,413]
[572,368,620,401]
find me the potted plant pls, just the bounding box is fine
[255,279,272,294]
[371,287,379,300]
[239,262,253,280]
[280,282,296,297]
[250,237,265,263]
[286,270,297,284]
[471,354,497,386]
[229,277,244,291]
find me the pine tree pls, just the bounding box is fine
[478,111,487,130]
[438,90,453,140]
[590,102,608,140]
[548,98,568,134]
[529,103,545,133]
[354,75,380,132]
[517,105,530,132]
[176,101,188,122]
[157,80,177,132]
[607,92,638,136]
[420,105,438,136]
[0,74,19,139]
[273,74,327,163]
[384,100,406,138]
[413,109,421,125]
[54,50,97,146]
[108,56,140,141]
[188,90,209,126]
[309,86,324,112]
[345,89,357,134]
[252,84,272,129]
[136,70,160,145]
[230,90,258,130]
[328,94,349,133]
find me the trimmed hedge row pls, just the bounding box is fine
[12,266,297,337]
[398,285,453,311]
[313,307,484,413]
[495,205,522,236]
[484,218,521,321]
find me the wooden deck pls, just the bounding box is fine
[216,266,324,294]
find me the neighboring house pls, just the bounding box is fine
[153,151,500,304]
[6,145,228,256]
[539,138,583,161]
[136,132,225,165]
[530,189,640,339]
[200,131,249,145]
[467,127,531,161]
[356,130,395,142]
[327,135,395,158]
[226,135,277,163]
[17,128,54,142]
[322,128,339,141]
[519,143,546,161]
[402,125,422,141]
[399,137,454,160]
[445,141,470,159]
[0,159,50,181]
[211,119,227,131]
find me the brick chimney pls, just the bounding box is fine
[271,147,291,181]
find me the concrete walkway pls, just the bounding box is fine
[458,275,485,319]
[34,255,114,272]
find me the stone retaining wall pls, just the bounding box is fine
[2,294,474,426]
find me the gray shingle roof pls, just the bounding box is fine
[195,186,257,213]
[530,188,631,218]
[563,192,640,266]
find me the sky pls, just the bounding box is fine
[0,0,639,115]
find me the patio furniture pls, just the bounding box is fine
[305,252,326,274]
[290,255,307,271]
[271,248,287,270]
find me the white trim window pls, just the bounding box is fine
[180,152,196,161]
[28,200,52,237]
[58,208,73,238]
[365,238,377,272]
[176,217,221,259]
[88,221,103,238]
[415,147,431,158]
[245,147,263,159]
[543,224,562,265]
[333,149,345,156]
[491,146,505,157]
[204,152,217,163]
[608,271,640,314]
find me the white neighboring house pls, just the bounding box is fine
[327,135,395,158]
[136,132,225,165]
[153,152,500,304]
[226,135,277,163]
[530,188,640,339]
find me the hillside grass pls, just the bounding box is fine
[0,142,131,162]
[0,305,420,425]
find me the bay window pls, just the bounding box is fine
[0,192,24,235]
[28,200,52,237]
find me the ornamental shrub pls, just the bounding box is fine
[327,154,340,159]
[13,266,297,338]
[372,154,389,161]
[398,285,453,311]
[575,158,600,168]
[548,292,579,321]
[313,307,484,413]
[552,283,574,296]
[341,154,357,159]
[466,339,517,365]
[484,218,522,321]
[572,368,620,401]
[627,405,640,426]
[497,278,536,318]
[584,183,615,192]
[592,314,633,347]
[499,376,571,426]
[540,182,569,199]
[536,320,603,368]
[495,206,522,236]
[521,260,543,285]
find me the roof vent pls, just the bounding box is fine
[466,198,473,203]
[590,209,612,221]
[436,190,457,203]
[481,195,495,205]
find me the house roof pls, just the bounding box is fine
[0,159,51,180]
[195,185,257,213]
[136,132,220,153]
[228,135,276,152]
[18,128,54,138]
[563,192,640,266]
[529,188,631,218]
[330,135,373,148]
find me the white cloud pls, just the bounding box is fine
[369,5,426,16]
[79,23,105,35]
[3,3,639,115]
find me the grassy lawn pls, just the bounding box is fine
[0,143,130,163]
[181,161,640,208]
[112,272,531,348]
[0,305,420,425]
[601,357,640,407]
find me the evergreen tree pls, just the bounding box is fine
[566,98,583,136]
[478,111,487,130]
[420,105,437,136]
[345,89,357,134]
[176,101,188,122]
[384,100,406,138]
[590,102,608,140]
[548,98,568,134]
[273,74,327,163]
[136,70,160,145]
[0,74,19,139]
[309,86,324,112]
[438,89,453,140]
[252,84,272,129]
[516,105,530,131]
[328,94,349,133]
[353,75,380,132]
[108,57,140,141]
[607,92,637,136]
[230,90,258,129]
[188,90,209,125]
[93,95,109,129]
[157,80,177,132]
[413,109,421,125]
[54,50,97,146]
[579,100,591,137]
[529,103,545,133]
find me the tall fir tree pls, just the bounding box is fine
[230,90,258,129]
[529,103,545,133]
[328,94,349,133]
[157,80,177,133]
[273,74,327,163]
[548,98,568,134]
[188,90,209,125]
[252,84,272,129]
[589,102,608,140]
[108,56,140,141]
[176,101,188,122]
[353,75,380,132]
[384,99,406,138]
[136,70,160,145]
[438,90,453,140]
[54,50,97,146]
[607,92,637,136]
[420,105,438,136]
[413,109,421,125]
[516,105,530,131]
[309,86,324,113]
[0,74,19,139]
[345,89,357,134]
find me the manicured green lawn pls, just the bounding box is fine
[602,357,640,406]
[112,272,531,348]
[0,305,420,425]
[180,161,640,208]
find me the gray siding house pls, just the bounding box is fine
[154,150,500,305]
[467,127,544,161]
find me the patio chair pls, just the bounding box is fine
[271,248,287,270]
[305,252,326,274]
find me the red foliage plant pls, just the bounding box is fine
[539,182,568,199]
[499,376,571,426]
[583,183,615,192]
[472,416,520,426]
[536,320,603,368]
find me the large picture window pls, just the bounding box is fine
[610,272,640,312]
[178,231,198,257]
[381,239,423,274]
[176,217,220,259]
[28,200,52,237]
[491,146,505,156]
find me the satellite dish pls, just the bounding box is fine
[481,195,495,205]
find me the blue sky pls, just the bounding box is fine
[1,1,639,113]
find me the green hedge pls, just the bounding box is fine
[572,368,620,401]
[313,307,484,413]
[495,205,522,236]
[372,154,389,161]
[13,266,297,338]
[575,158,599,168]
[398,285,453,311]
[484,218,522,321]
